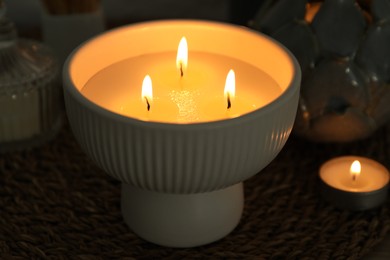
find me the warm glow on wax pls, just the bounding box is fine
[224,69,235,109]
[176,37,188,77]
[350,160,361,182]
[81,29,284,123]
[141,75,153,111]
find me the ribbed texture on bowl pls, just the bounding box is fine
[64,85,299,194]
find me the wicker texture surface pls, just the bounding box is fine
[1,122,390,259]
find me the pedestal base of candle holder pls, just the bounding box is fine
[121,182,244,248]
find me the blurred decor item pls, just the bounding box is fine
[41,0,101,15]
[0,0,62,152]
[251,0,390,142]
[40,0,105,65]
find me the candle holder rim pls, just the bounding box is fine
[63,19,301,130]
[319,176,389,196]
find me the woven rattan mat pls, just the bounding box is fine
[1,121,390,259]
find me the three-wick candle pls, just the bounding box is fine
[81,36,282,123]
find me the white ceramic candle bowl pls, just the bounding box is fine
[63,20,301,248]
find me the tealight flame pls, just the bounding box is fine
[350,160,361,182]
[141,75,153,111]
[224,69,235,110]
[176,37,188,77]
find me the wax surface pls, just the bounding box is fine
[320,157,390,192]
[82,51,282,123]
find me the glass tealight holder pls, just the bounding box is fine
[0,5,62,152]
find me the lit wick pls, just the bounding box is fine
[176,37,188,78]
[224,69,235,111]
[179,63,184,77]
[144,97,151,111]
[350,160,361,183]
[142,75,153,112]
[227,93,231,110]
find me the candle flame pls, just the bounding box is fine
[224,69,235,109]
[176,37,188,77]
[141,75,153,111]
[350,160,361,182]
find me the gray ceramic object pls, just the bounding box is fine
[271,20,319,73]
[301,58,369,119]
[252,0,307,34]
[371,0,390,21]
[253,0,390,142]
[311,0,366,56]
[298,58,374,141]
[356,20,390,83]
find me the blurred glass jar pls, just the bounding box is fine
[0,3,62,151]
[40,0,105,66]
[251,0,390,142]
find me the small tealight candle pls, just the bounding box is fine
[319,156,390,211]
